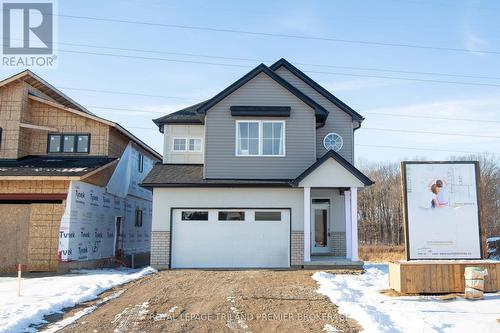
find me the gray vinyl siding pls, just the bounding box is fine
[274,67,355,163]
[205,72,316,179]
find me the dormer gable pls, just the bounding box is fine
[197,63,328,122]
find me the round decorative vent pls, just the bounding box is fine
[323,133,343,152]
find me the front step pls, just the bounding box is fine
[302,257,364,270]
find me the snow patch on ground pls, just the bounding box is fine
[313,264,500,333]
[323,323,340,332]
[153,306,178,322]
[40,290,125,333]
[113,301,150,333]
[226,296,252,333]
[0,266,156,333]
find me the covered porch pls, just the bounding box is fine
[293,150,374,268]
[302,186,362,268]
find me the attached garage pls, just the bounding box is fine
[170,208,290,268]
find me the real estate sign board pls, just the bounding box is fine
[401,161,482,260]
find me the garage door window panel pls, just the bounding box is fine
[255,211,281,221]
[182,211,209,221]
[218,211,245,221]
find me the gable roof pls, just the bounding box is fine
[196,64,328,122]
[270,58,364,122]
[0,70,91,114]
[0,71,162,160]
[153,101,207,132]
[28,94,162,160]
[293,150,374,186]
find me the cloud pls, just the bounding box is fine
[463,30,490,55]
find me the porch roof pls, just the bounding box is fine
[293,150,374,188]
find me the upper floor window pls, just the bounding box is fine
[138,153,144,173]
[135,209,143,227]
[236,120,285,156]
[48,134,90,154]
[172,138,202,152]
[189,138,202,152]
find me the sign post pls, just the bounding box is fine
[17,264,22,297]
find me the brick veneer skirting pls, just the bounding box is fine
[291,231,304,266]
[332,232,347,257]
[150,231,170,269]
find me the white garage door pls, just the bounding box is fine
[171,208,290,268]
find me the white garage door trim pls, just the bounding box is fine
[170,207,291,269]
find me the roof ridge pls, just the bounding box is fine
[0,70,92,115]
[196,63,328,121]
[269,58,364,122]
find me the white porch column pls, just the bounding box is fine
[350,187,359,261]
[303,187,311,262]
[344,190,352,260]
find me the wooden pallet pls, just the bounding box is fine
[389,260,500,294]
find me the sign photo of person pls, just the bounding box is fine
[401,161,482,260]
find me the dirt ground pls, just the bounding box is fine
[55,269,362,333]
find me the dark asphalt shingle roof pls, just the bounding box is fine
[0,156,117,177]
[143,151,374,188]
[141,163,293,187]
[153,101,207,130]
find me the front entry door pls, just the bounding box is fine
[311,201,330,254]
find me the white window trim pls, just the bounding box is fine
[235,120,286,157]
[172,137,203,153]
[188,138,203,153]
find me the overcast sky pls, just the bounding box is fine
[2,0,499,164]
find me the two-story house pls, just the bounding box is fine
[0,70,161,272]
[143,59,373,269]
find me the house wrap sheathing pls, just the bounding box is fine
[58,143,154,264]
